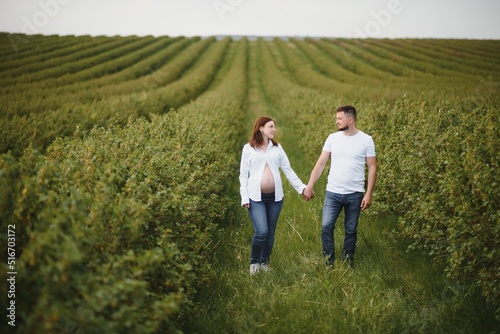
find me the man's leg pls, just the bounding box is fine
[321,191,343,265]
[342,192,364,266]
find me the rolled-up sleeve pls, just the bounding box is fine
[239,146,251,205]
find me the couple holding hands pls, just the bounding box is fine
[239,105,377,275]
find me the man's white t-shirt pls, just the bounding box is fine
[322,130,376,194]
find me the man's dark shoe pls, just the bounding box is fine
[342,253,355,269]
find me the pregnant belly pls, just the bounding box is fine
[260,164,275,193]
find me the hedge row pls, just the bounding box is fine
[0,36,143,85]
[0,37,198,118]
[0,37,248,333]
[0,34,99,71]
[366,98,499,317]
[0,38,227,158]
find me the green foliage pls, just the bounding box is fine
[3,115,231,332]
[1,36,145,86]
[371,98,500,316]
[0,35,248,333]
[273,37,348,94]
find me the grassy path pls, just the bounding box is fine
[185,41,497,334]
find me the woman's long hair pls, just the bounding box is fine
[249,116,278,148]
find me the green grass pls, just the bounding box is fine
[186,194,497,333]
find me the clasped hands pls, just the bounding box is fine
[302,185,315,201]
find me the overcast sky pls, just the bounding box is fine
[1,0,499,39]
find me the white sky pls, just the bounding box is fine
[0,0,499,39]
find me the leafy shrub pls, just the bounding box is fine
[371,98,499,317]
[0,37,248,333]
[4,117,225,332]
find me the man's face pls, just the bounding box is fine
[336,112,349,131]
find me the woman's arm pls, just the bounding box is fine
[239,146,251,206]
[279,147,307,195]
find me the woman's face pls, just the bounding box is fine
[260,121,276,141]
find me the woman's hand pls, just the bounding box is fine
[243,203,250,209]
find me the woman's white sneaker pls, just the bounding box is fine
[250,263,260,275]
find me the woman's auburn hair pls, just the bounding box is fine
[249,116,278,148]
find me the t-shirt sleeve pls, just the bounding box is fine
[322,134,333,152]
[366,136,376,157]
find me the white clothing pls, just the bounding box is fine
[322,130,376,194]
[239,141,306,205]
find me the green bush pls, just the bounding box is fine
[371,98,499,317]
[4,116,229,332]
[0,37,248,333]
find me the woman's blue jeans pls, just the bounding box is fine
[321,191,363,264]
[248,193,283,265]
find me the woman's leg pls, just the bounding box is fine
[260,198,283,264]
[248,199,268,265]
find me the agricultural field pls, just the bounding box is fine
[0,33,498,333]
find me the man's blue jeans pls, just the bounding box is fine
[321,191,364,264]
[248,192,283,265]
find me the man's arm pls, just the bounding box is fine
[304,151,330,199]
[361,156,377,210]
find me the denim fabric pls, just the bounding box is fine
[321,191,363,264]
[248,192,283,264]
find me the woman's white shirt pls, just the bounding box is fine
[239,141,306,206]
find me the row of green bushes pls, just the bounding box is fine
[72,36,191,90]
[362,39,465,76]
[1,36,144,85]
[122,37,231,114]
[273,37,349,94]
[0,37,248,333]
[405,39,500,73]
[15,36,171,89]
[98,37,214,97]
[0,33,99,65]
[332,38,422,77]
[0,38,227,157]
[307,38,394,80]
[290,37,369,84]
[366,98,499,318]
[0,37,198,117]
[3,34,495,159]
[290,38,436,103]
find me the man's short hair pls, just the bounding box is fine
[337,105,357,121]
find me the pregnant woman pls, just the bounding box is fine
[239,116,310,275]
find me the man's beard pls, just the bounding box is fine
[338,125,349,131]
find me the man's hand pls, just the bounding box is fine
[361,194,372,211]
[302,186,315,201]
